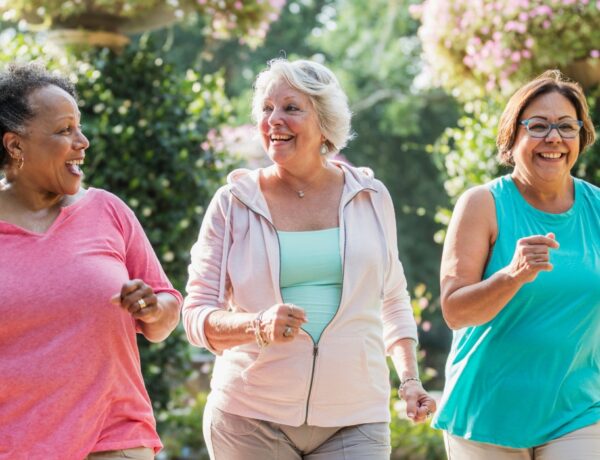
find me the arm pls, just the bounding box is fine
[441,186,558,329]
[390,338,436,423]
[182,188,305,354]
[377,183,435,422]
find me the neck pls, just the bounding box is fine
[1,178,68,212]
[274,159,329,189]
[511,172,574,211]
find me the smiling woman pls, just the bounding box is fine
[0,62,182,459]
[432,70,600,459]
[183,59,437,460]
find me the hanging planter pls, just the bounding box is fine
[0,1,287,50]
[416,0,600,100]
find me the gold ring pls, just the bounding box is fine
[137,298,147,309]
[283,326,292,337]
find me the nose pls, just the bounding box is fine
[75,127,90,150]
[267,107,284,126]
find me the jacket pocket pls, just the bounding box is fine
[310,336,389,406]
[240,342,312,402]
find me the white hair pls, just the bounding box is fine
[251,58,353,153]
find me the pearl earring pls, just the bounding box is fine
[320,143,329,156]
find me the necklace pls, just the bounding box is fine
[277,164,329,199]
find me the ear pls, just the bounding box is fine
[3,132,22,159]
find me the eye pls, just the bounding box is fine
[558,122,578,132]
[528,121,549,132]
[286,104,299,111]
[60,126,73,134]
[262,105,273,113]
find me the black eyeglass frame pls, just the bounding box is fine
[519,118,584,139]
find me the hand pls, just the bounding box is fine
[502,232,560,284]
[110,279,160,323]
[259,303,307,344]
[399,380,437,423]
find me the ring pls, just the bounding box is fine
[283,326,292,337]
[137,298,147,309]
[426,409,432,418]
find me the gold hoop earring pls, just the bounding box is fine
[14,156,24,170]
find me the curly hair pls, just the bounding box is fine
[0,62,77,168]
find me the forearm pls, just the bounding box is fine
[139,293,181,342]
[389,337,420,382]
[204,309,258,353]
[442,268,523,329]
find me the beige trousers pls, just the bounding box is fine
[85,447,154,460]
[444,422,600,460]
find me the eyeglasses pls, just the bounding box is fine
[520,117,583,139]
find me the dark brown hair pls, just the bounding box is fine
[496,69,596,166]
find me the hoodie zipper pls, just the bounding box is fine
[230,184,376,425]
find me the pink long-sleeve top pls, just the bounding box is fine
[0,188,182,460]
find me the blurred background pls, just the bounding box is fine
[1,1,598,458]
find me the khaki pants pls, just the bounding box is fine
[85,447,154,460]
[203,401,392,459]
[444,422,600,460]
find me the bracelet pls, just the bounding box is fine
[252,310,269,348]
[399,377,421,391]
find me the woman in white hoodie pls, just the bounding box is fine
[183,58,436,459]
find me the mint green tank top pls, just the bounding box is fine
[278,228,342,343]
[433,175,600,448]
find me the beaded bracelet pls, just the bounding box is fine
[253,310,269,348]
[399,377,421,391]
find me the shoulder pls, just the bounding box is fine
[85,188,138,223]
[456,183,495,209]
[575,177,600,198]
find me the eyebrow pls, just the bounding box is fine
[526,115,578,121]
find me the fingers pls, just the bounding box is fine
[111,279,157,317]
[262,304,307,343]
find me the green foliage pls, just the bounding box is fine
[390,394,445,460]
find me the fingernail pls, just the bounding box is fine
[408,412,414,418]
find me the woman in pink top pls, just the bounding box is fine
[184,58,437,459]
[0,63,182,459]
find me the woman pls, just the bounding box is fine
[432,70,600,458]
[0,63,182,459]
[183,58,436,459]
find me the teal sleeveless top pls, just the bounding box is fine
[278,228,342,343]
[432,175,600,448]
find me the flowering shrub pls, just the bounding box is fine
[415,0,600,98]
[0,0,286,47]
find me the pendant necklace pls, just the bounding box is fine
[278,164,328,199]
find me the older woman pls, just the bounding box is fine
[432,70,600,458]
[183,58,436,459]
[0,63,182,459]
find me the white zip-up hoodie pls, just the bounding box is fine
[183,161,418,427]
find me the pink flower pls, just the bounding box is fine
[591,49,600,58]
[511,51,521,62]
[234,1,243,10]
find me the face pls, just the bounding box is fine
[511,91,580,185]
[258,79,324,168]
[17,85,89,196]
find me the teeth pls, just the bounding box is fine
[539,153,562,159]
[66,159,84,165]
[271,134,292,141]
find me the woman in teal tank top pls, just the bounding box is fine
[432,71,600,458]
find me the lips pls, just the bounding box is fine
[65,158,84,176]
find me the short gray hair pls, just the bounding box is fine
[252,58,353,153]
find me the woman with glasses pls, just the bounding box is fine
[432,70,600,458]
